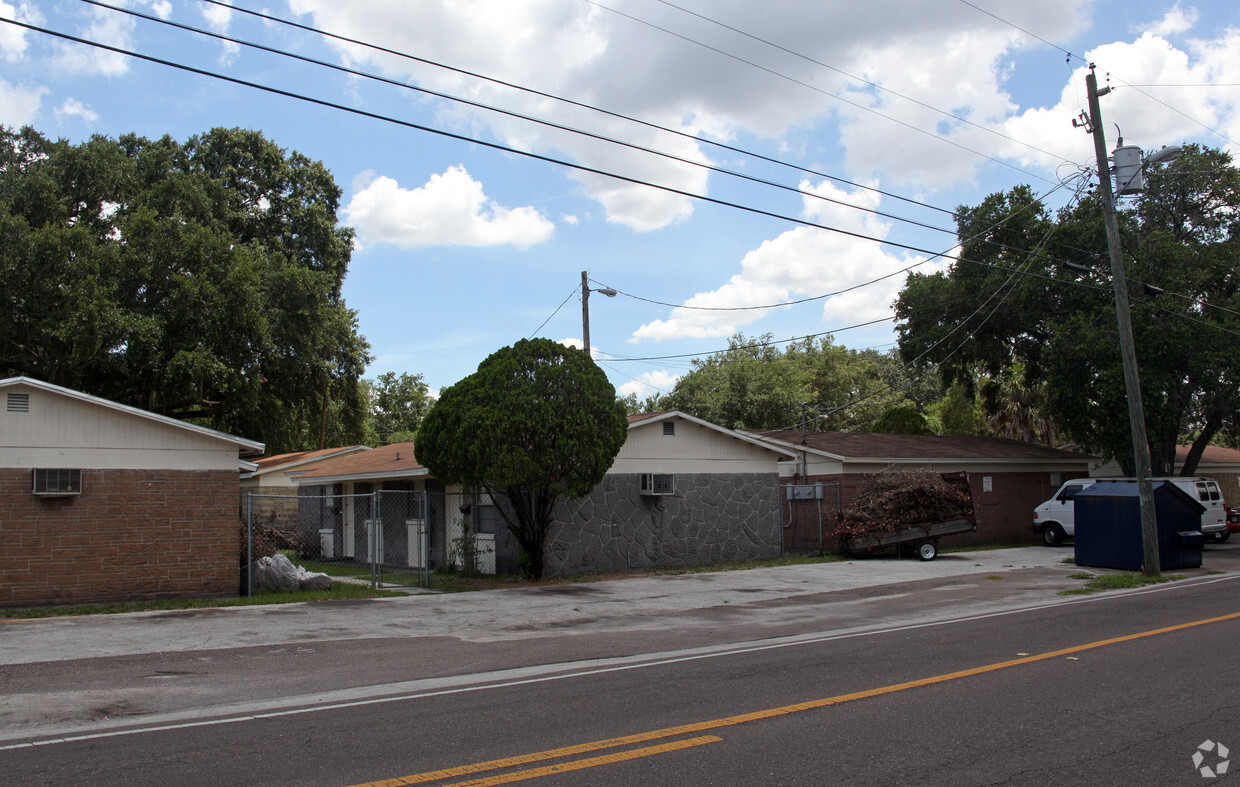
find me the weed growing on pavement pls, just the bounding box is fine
[1059,572,1184,596]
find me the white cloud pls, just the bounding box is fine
[149,1,172,20]
[199,0,239,63]
[617,370,680,398]
[0,77,45,126]
[1141,4,1199,37]
[286,1,1240,223]
[0,2,30,62]
[632,180,925,341]
[201,1,232,31]
[54,6,135,77]
[343,166,555,250]
[1002,30,1240,172]
[54,97,98,125]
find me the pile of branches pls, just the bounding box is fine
[238,513,306,565]
[833,468,972,544]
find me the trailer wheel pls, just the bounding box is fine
[916,541,937,561]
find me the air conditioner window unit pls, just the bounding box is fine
[640,473,674,496]
[33,468,82,496]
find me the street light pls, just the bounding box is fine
[1083,67,1180,577]
[581,270,616,356]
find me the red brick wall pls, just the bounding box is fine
[788,470,1079,550]
[0,469,240,608]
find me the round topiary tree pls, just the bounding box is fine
[416,338,629,579]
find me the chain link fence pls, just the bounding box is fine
[245,489,432,592]
[243,489,523,592]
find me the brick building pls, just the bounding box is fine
[751,430,1095,551]
[0,377,263,608]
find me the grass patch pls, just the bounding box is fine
[0,583,407,620]
[1068,572,1095,580]
[1059,571,1185,596]
[1061,557,1076,564]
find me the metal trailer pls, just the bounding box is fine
[843,471,976,561]
[845,516,977,561]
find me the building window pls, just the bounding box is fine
[33,468,82,496]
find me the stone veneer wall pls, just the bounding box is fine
[543,473,782,578]
[0,468,240,607]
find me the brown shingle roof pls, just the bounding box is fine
[291,441,425,480]
[252,445,366,472]
[752,430,1093,462]
[1176,444,1240,465]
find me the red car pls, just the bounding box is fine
[1228,505,1240,534]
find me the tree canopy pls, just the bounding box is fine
[415,339,628,578]
[894,145,1240,474]
[363,371,433,445]
[660,333,941,433]
[0,125,370,453]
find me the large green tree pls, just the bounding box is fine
[0,125,370,453]
[662,333,939,432]
[895,145,1240,474]
[415,339,628,579]
[363,371,433,445]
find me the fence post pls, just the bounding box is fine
[245,492,253,596]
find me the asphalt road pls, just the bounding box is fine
[4,546,1240,785]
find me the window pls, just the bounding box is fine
[663,421,675,436]
[33,469,82,496]
[6,392,29,413]
[1058,484,1085,501]
[640,473,674,495]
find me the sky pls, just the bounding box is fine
[4,0,1240,401]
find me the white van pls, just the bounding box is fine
[1033,477,1228,546]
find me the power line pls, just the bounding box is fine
[583,0,1061,186]
[953,0,1238,148]
[80,0,961,240]
[654,0,1078,166]
[198,0,960,220]
[10,18,970,262]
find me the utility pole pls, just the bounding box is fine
[1083,65,1161,577]
[581,271,592,354]
[581,271,616,357]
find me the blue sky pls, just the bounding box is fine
[4,0,1240,398]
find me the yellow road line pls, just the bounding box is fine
[442,736,723,787]
[352,610,1240,787]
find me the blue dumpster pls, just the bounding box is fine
[1073,480,1206,571]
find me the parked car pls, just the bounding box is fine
[1227,504,1240,535]
[1033,477,1229,546]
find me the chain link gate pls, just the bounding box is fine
[245,489,431,593]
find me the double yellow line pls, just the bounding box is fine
[353,610,1240,786]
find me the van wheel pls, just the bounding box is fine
[1212,531,1231,543]
[917,541,937,561]
[1041,524,1065,547]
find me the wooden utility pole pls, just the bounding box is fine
[1083,66,1160,577]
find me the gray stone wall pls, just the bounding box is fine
[543,473,782,577]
